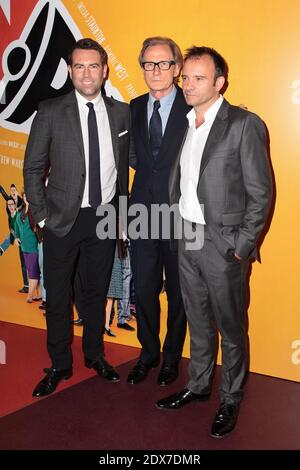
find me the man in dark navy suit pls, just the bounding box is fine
[128,37,189,386]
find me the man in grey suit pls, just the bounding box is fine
[24,38,130,397]
[156,47,272,438]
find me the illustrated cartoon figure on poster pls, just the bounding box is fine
[0,0,124,133]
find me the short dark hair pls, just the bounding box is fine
[68,38,108,66]
[139,36,183,69]
[184,46,228,81]
[10,184,16,188]
[7,198,15,205]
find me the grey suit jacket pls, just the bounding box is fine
[24,90,130,237]
[169,98,273,260]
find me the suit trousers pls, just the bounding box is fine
[178,231,249,404]
[131,238,186,365]
[43,208,116,369]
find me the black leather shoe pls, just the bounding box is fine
[104,326,116,337]
[73,318,83,326]
[210,402,240,439]
[157,361,179,386]
[32,367,72,397]
[18,286,29,294]
[117,322,135,331]
[127,359,160,384]
[156,388,210,410]
[85,357,120,382]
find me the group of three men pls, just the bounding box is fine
[24,36,272,439]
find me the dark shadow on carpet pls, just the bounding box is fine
[0,358,299,450]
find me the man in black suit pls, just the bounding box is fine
[127,37,188,386]
[156,47,272,438]
[24,38,130,397]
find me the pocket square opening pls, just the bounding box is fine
[118,130,128,137]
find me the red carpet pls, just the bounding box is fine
[0,321,139,417]
[0,355,299,450]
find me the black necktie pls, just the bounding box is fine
[149,100,162,159]
[86,102,101,209]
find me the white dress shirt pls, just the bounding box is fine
[179,95,224,224]
[75,90,117,207]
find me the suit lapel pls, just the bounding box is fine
[200,98,229,176]
[136,94,152,160]
[103,95,119,168]
[65,91,85,161]
[159,88,188,160]
[169,125,188,203]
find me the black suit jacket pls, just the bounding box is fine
[130,87,190,208]
[24,90,130,237]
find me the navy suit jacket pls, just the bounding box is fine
[130,87,190,208]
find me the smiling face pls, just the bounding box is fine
[142,44,180,99]
[68,48,107,100]
[182,55,225,114]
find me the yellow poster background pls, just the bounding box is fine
[0,0,299,381]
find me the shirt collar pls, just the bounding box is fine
[75,90,103,111]
[148,85,177,109]
[186,95,223,126]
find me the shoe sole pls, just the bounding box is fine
[117,325,135,331]
[157,376,179,386]
[210,429,234,439]
[155,395,210,410]
[43,368,72,377]
[127,380,145,385]
[158,382,177,387]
